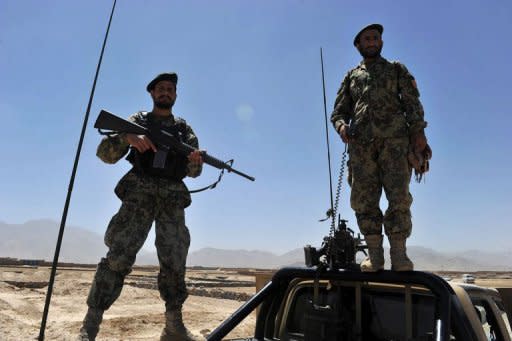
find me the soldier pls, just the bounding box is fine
[331,24,431,272]
[79,72,203,341]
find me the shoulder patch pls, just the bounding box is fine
[411,79,417,89]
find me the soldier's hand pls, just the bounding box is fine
[124,134,157,153]
[338,124,351,143]
[188,150,204,166]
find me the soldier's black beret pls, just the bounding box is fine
[146,72,178,92]
[353,24,383,46]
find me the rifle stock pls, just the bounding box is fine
[94,110,147,135]
[94,110,255,181]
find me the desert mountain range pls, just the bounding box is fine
[1,219,511,271]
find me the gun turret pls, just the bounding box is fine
[304,217,367,270]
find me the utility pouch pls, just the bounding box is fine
[153,147,169,168]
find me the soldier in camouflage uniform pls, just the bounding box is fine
[79,73,203,341]
[331,24,430,272]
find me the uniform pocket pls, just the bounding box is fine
[114,171,138,200]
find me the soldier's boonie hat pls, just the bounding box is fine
[353,23,383,46]
[146,72,178,92]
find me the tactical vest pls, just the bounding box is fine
[126,112,189,180]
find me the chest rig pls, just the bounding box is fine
[126,111,189,180]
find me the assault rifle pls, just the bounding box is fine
[94,110,255,181]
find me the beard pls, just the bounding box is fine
[358,45,382,59]
[154,97,175,109]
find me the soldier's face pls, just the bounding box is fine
[357,29,383,59]
[151,80,177,109]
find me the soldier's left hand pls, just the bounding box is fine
[411,131,427,153]
[188,150,204,166]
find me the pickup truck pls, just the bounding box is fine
[206,267,512,341]
[463,274,476,284]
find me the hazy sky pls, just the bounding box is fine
[1,0,511,255]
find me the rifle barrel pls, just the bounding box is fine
[227,168,255,181]
[200,152,254,181]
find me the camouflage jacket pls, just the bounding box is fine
[96,111,202,178]
[331,57,426,141]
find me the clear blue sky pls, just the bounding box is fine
[1,0,511,254]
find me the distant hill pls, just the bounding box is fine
[1,220,511,270]
[186,246,512,271]
[0,219,154,265]
[186,247,305,269]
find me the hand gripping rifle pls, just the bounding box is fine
[94,110,255,181]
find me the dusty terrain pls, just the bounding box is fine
[1,266,511,341]
[0,266,257,341]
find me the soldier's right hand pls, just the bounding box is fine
[338,124,351,143]
[124,134,157,153]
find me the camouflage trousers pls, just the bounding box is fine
[348,137,412,238]
[87,171,192,311]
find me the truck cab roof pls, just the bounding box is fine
[207,267,512,341]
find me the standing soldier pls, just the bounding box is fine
[79,72,203,340]
[331,24,431,272]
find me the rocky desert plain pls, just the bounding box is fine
[0,265,260,340]
[1,264,511,340]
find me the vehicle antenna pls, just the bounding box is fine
[38,1,117,339]
[319,48,349,267]
[320,48,335,221]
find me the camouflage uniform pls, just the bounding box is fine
[87,112,201,313]
[331,57,426,239]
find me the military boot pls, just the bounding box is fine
[389,234,414,271]
[77,307,104,341]
[160,309,199,341]
[360,234,384,272]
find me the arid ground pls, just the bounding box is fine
[1,266,511,340]
[0,266,258,341]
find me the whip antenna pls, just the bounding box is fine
[38,1,117,339]
[319,49,349,267]
[320,48,334,219]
